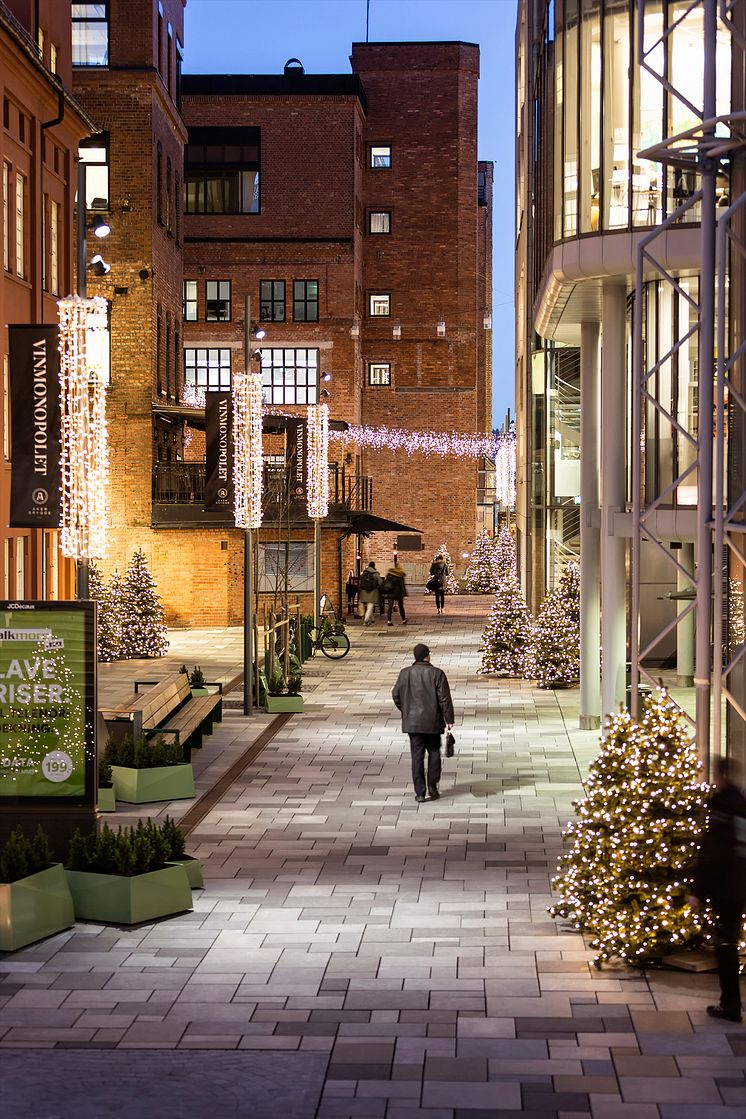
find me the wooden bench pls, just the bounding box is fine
[100,671,223,758]
[99,671,187,723]
[157,690,223,752]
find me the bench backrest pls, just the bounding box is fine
[133,673,191,736]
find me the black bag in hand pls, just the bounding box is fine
[444,731,455,758]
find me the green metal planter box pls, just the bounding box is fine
[65,864,192,924]
[265,695,304,713]
[0,864,74,952]
[111,763,195,804]
[97,786,116,813]
[166,856,203,889]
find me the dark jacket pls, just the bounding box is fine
[691,783,746,904]
[392,660,455,734]
[429,562,448,586]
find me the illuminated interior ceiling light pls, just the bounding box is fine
[57,294,110,560]
[233,369,264,530]
[307,402,329,519]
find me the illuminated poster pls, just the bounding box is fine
[0,602,95,801]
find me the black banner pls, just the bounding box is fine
[204,391,233,512]
[9,325,61,528]
[286,419,307,504]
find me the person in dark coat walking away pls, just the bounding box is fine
[385,561,408,625]
[392,643,454,802]
[429,554,448,615]
[358,562,381,626]
[689,756,746,1022]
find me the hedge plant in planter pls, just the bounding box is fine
[188,665,207,696]
[104,733,195,804]
[65,820,193,924]
[160,815,203,888]
[0,826,74,951]
[264,669,304,714]
[97,754,116,813]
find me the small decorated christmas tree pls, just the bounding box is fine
[99,570,125,662]
[533,561,580,687]
[492,525,516,582]
[434,544,459,595]
[478,573,534,677]
[550,690,710,966]
[121,549,168,659]
[465,530,498,593]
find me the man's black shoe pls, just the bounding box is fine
[707,1004,742,1023]
[415,794,426,803]
[428,788,440,800]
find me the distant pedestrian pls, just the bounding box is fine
[429,554,448,614]
[689,756,746,1023]
[358,562,381,626]
[392,643,455,802]
[384,561,408,625]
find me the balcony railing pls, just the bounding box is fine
[152,461,372,513]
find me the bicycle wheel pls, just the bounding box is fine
[320,632,350,659]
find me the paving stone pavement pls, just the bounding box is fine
[1,597,745,1118]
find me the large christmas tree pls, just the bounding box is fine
[465,530,498,593]
[533,561,580,687]
[493,525,516,582]
[478,573,534,677]
[434,544,459,595]
[88,563,123,662]
[550,690,709,966]
[121,549,168,658]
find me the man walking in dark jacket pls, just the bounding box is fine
[690,757,746,1023]
[392,643,454,802]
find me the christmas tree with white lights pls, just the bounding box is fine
[120,549,168,658]
[434,544,459,595]
[550,689,710,966]
[478,572,534,677]
[88,563,121,662]
[465,530,498,593]
[533,561,580,687]
[492,525,516,582]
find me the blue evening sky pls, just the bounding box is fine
[183,0,516,427]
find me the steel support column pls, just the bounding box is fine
[580,322,601,729]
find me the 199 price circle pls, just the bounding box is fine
[42,751,73,783]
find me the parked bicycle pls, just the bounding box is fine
[309,595,351,660]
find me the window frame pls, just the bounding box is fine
[368,209,392,234]
[260,347,319,405]
[205,279,232,323]
[2,162,10,272]
[367,292,391,318]
[292,279,319,323]
[260,279,286,322]
[369,144,392,169]
[184,347,232,392]
[72,1,109,68]
[14,170,25,278]
[182,279,198,321]
[79,135,110,210]
[368,362,391,386]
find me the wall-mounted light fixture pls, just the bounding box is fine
[321,371,332,382]
[91,216,110,238]
[89,254,110,276]
[436,320,446,337]
[254,325,266,340]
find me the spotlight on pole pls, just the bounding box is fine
[91,217,111,238]
[321,371,332,382]
[254,325,266,340]
[90,254,110,276]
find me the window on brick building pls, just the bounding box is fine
[79,137,109,209]
[183,280,198,321]
[206,281,231,322]
[3,354,9,460]
[292,280,318,322]
[184,127,260,214]
[50,42,58,74]
[157,142,163,224]
[369,210,391,234]
[156,304,163,394]
[368,293,390,317]
[260,348,318,405]
[15,172,25,278]
[175,170,181,243]
[166,156,172,232]
[167,23,173,94]
[157,2,164,76]
[368,362,391,386]
[369,145,391,169]
[50,200,60,295]
[174,328,180,401]
[260,280,285,322]
[72,2,109,67]
[3,163,10,272]
[184,347,232,391]
[165,311,172,398]
[37,26,45,62]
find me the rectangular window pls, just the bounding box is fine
[79,138,109,209]
[15,172,25,277]
[15,538,25,599]
[165,311,172,398]
[156,304,163,394]
[174,170,181,242]
[50,42,58,74]
[368,362,391,386]
[260,280,285,322]
[369,210,391,234]
[166,155,172,232]
[37,27,45,61]
[3,540,9,597]
[3,353,9,460]
[260,348,318,405]
[368,293,390,317]
[184,128,260,214]
[184,347,232,391]
[174,328,180,401]
[370,145,391,169]
[50,201,60,295]
[206,280,231,322]
[72,2,109,67]
[292,280,319,322]
[184,170,260,214]
[157,142,163,224]
[183,280,198,321]
[3,163,10,271]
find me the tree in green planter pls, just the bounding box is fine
[550,690,710,966]
[434,544,460,595]
[120,549,168,658]
[492,525,516,582]
[478,573,534,677]
[533,561,580,687]
[465,530,498,593]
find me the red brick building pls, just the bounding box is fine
[0,0,91,601]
